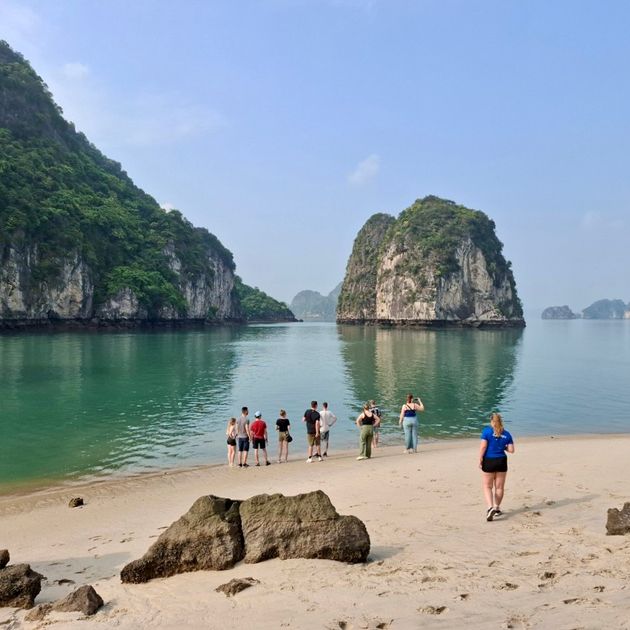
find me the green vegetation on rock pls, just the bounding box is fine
[0,41,237,319]
[234,277,296,322]
[337,213,396,319]
[337,196,524,325]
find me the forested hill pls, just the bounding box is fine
[0,41,292,326]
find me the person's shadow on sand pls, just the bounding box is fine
[502,494,597,519]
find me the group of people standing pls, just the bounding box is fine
[225,401,338,467]
[225,396,515,522]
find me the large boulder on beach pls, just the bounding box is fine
[120,496,243,583]
[0,564,44,609]
[606,502,630,535]
[239,490,370,563]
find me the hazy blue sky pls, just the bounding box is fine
[2,0,629,311]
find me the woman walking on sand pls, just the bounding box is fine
[479,412,515,522]
[356,402,378,460]
[399,393,424,453]
[276,409,291,463]
[226,417,237,467]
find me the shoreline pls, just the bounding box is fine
[2,431,629,502]
[0,431,626,504]
[1,433,630,628]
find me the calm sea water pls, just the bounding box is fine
[1,320,629,490]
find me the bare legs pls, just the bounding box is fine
[227,444,235,467]
[482,471,507,509]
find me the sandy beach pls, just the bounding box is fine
[1,434,630,629]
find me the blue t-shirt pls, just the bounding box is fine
[481,426,513,459]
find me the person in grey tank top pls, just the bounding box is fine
[236,406,251,467]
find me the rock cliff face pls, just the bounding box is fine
[0,41,252,328]
[337,214,396,321]
[337,197,524,327]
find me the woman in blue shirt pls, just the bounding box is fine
[479,412,514,521]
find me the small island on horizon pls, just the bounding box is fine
[542,299,630,320]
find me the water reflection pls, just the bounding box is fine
[0,329,241,486]
[338,325,523,438]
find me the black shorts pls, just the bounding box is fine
[252,438,266,449]
[482,457,508,473]
[227,437,236,446]
[237,438,250,452]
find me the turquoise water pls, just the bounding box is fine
[1,320,629,489]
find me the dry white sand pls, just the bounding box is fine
[1,434,630,629]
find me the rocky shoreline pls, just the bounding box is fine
[0,317,296,333]
[337,318,526,328]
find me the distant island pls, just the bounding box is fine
[0,41,295,329]
[542,299,630,320]
[290,283,341,321]
[337,196,524,328]
[541,305,579,320]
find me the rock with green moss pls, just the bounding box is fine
[337,196,524,327]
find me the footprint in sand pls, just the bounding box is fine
[456,593,470,601]
[504,614,530,629]
[497,582,519,591]
[421,576,446,583]
[418,606,448,615]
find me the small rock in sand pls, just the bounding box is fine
[0,551,9,569]
[606,502,630,535]
[68,497,84,508]
[25,585,104,621]
[215,577,259,597]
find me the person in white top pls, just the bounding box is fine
[319,402,337,457]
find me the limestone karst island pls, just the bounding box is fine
[337,196,524,328]
[0,41,295,330]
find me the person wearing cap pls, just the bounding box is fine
[236,406,251,468]
[250,411,270,466]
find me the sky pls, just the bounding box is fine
[1,0,629,312]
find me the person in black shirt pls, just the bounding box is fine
[276,409,291,463]
[302,400,322,463]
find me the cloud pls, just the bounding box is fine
[347,154,380,186]
[160,202,176,212]
[62,62,89,80]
